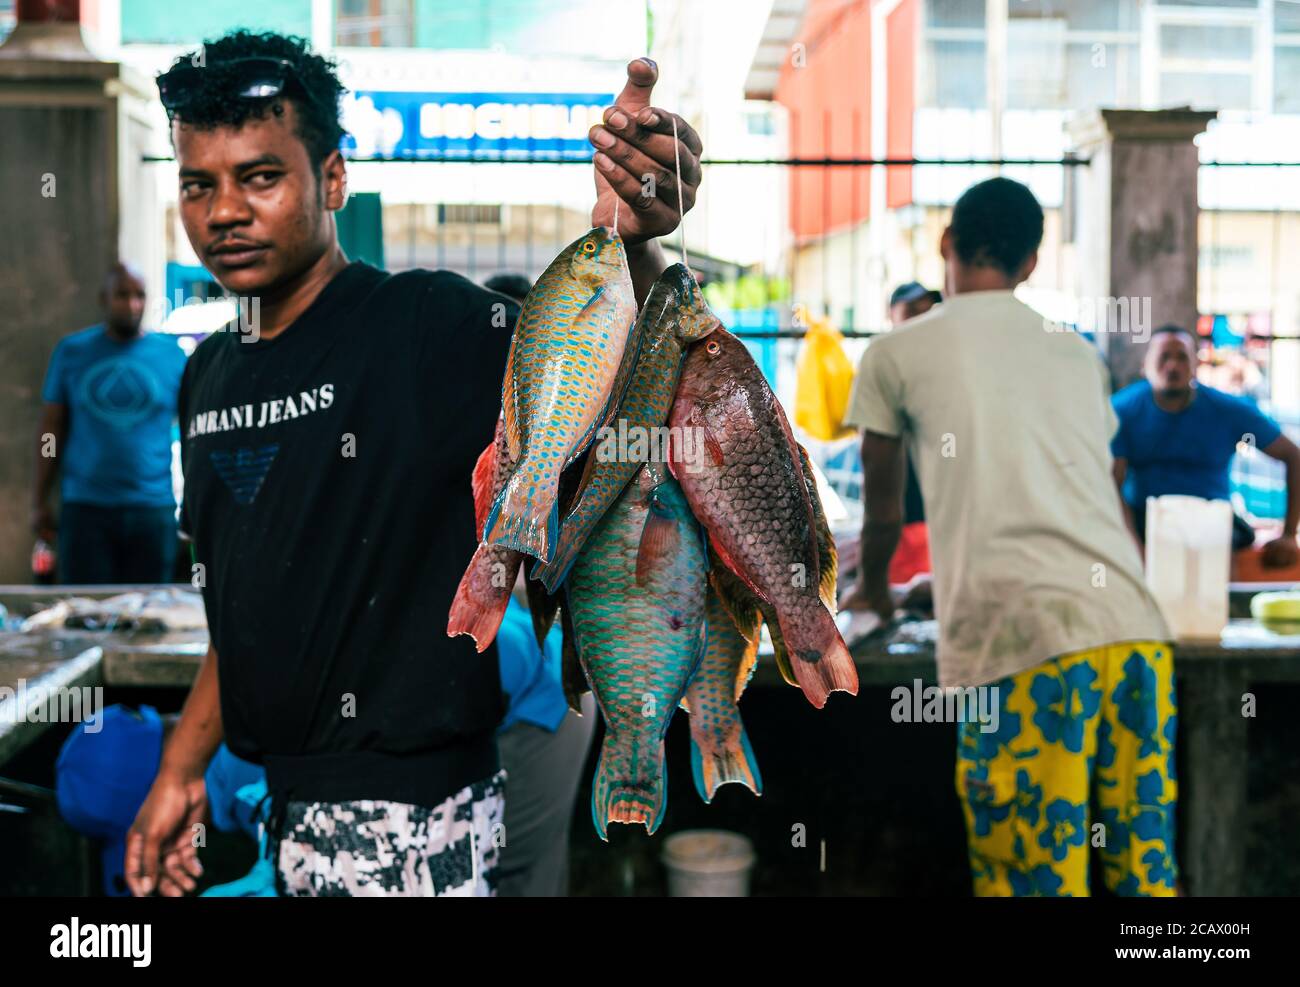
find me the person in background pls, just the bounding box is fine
[32,263,187,584]
[57,705,269,897]
[842,177,1176,897]
[888,280,942,327]
[480,270,599,896]
[494,595,597,896]
[1111,324,1300,566]
[484,272,533,303]
[887,282,941,583]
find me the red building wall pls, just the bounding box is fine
[886,0,916,208]
[774,0,917,239]
[775,0,873,241]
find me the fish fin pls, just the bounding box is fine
[690,718,763,803]
[446,546,521,653]
[575,283,607,322]
[765,609,799,689]
[735,626,762,703]
[636,500,681,588]
[482,463,560,562]
[590,738,667,840]
[501,348,521,463]
[701,422,725,466]
[470,433,498,537]
[524,573,560,647]
[797,442,839,612]
[560,601,588,714]
[707,535,770,605]
[783,611,860,709]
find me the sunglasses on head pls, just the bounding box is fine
[157,56,308,112]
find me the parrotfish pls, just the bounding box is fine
[532,263,719,593]
[483,227,638,563]
[566,462,708,839]
[681,583,763,802]
[447,418,524,651]
[669,329,858,709]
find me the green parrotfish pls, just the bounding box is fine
[483,227,638,563]
[566,461,708,839]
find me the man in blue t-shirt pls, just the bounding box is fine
[1111,324,1300,566]
[31,263,188,583]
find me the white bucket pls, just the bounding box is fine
[661,829,755,897]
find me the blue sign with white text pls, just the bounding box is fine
[341,90,616,160]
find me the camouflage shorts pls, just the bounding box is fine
[275,770,506,897]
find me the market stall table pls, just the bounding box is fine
[2,585,1296,896]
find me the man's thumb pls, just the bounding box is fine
[614,57,657,114]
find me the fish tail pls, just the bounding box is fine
[482,463,559,562]
[690,716,763,803]
[591,737,667,841]
[785,608,860,709]
[446,547,518,652]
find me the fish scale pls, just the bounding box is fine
[567,461,707,839]
[533,263,719,592]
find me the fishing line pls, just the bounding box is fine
[672,114,691,272]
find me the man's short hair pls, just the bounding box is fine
[949,177,1044,277]
[164,31,347,168]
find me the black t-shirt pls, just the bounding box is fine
[178,262,518,807]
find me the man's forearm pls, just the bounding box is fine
[859,518,902,596]
[626,239,669,308]
[158,644,224,781]
[1284,454,1300,537]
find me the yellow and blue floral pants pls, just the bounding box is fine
[956,641,1178,897]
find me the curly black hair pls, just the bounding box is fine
[949,177,1044,277]
[163,31,347,168]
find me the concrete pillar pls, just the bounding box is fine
[0,5,160,582]
[1068,109,1216,389]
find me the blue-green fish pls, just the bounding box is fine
[483,227,637,563]
[533,263,718,592]
[566,461,707,839]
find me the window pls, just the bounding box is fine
[923,39,987,108]
[1151,5,1259,112]
[437,204,503,225]
[334,0,644,56]
[1277,2,1300,111]
[1005,0,1141,110]
[336,0,415,47]
[0,0,13,45]
[923,0,987,109]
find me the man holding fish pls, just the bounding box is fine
[126,30,702,897]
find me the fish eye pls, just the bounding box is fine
[706,340,721,355]
[582,241,597,254]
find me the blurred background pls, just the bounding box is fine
[2,0,1299,583]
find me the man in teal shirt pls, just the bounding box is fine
[32,263,187,583]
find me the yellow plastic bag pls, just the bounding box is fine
[794,306,856,441]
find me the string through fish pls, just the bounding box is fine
[672,114,690,272]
